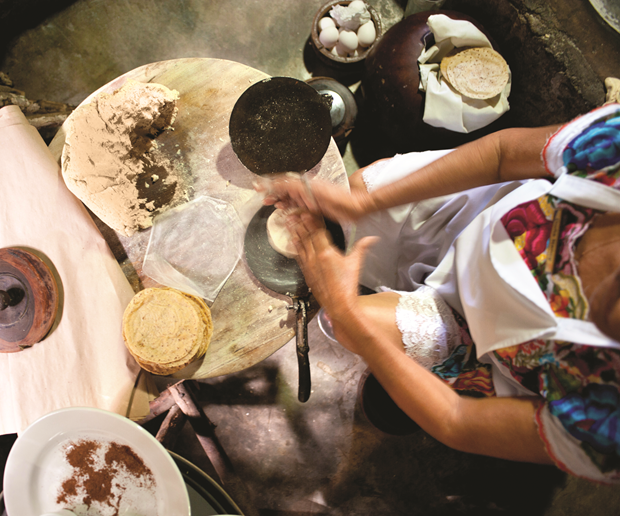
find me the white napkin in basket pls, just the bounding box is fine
[418,14,511,133]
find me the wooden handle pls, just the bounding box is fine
[296,299,311,403]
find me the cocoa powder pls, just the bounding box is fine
[106,441,153,481]
[56,438,156,516]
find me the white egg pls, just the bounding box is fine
[338,30,358,52]
[319,26,339,48]
[318,17,336,31]
[357,20,376,47]
[348,0,366,11]
[334,42,350,57]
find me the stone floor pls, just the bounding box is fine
[2,0,620,515]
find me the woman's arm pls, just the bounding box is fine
[289,211,553,465]
[258,125,561,222]
[361,330,552,464]
[367,125,560,213]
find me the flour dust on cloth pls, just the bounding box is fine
[418,14,511,133]
[0,105,145,434]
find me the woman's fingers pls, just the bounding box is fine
[255,174,361,220]
[254,173,319,212]
[288,211,328,260]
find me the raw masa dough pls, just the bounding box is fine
[267,209,298,259]
[62,79,185,236]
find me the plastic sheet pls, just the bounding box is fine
[143,196,244,303]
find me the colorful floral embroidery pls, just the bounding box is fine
[549,384,620,454]
[431,310,495,397]
[501,197,596,308]
[563,112,620,188]
[502,199,552,270]
[549,383,620,472]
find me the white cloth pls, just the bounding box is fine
[418,14,511,133]
[358,151,522,292]
[0,106,145,435]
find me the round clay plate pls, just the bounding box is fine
[229,77,332,175]
[589,0,620,33]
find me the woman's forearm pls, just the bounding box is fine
[343,313,552,464]
[365,125,561,215]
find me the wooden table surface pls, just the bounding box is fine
[49,58,349,379]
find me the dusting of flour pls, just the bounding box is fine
[62,79,186,236]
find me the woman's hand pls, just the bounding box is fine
[254,173,374,223]
[287,210,378,354]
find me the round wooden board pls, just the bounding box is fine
[49,58,349,379]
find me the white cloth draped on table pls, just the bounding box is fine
[0,105,149,435]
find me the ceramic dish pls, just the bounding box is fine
[589,0,620,34]
[169,451,243,515]
[2,407,190,516]
[1,454,243,516]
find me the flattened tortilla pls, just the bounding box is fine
[440,47,509,100]
[267,209,298,259]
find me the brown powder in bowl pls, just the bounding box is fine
[56,438,157,516]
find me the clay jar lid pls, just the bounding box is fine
[229,77,332,176]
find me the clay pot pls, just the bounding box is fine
[359,10,506,155]
[310,0,383,69]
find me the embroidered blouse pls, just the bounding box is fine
[432,105,620,482]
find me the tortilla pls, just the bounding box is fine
[440,46,509,100]
[122,287,212,375]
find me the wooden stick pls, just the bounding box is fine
[169,381,232,480]
[170,380,259,516]
[137,388,176,425]
[155,404,186,450]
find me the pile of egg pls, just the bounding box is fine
[318,0,377,58]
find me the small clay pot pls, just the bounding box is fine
[311,0,383,68]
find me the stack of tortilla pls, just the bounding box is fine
[440,46,510,100]
[122,287,213,375]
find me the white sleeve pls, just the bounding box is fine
[536,403,620,484]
